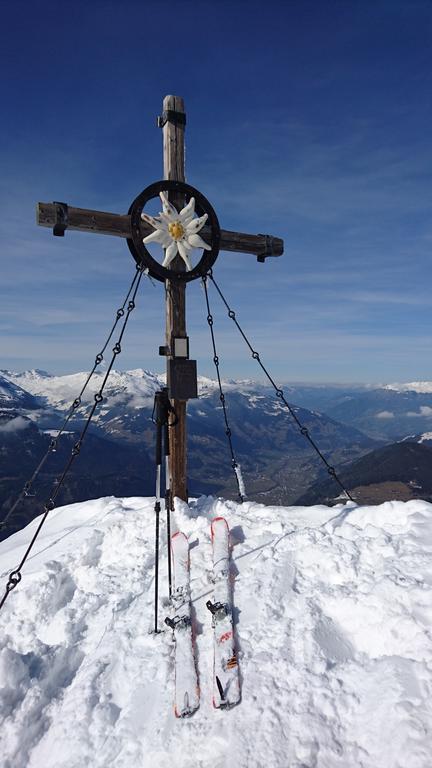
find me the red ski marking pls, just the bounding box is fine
[218,631,232,644]
[211,516,228,543]
[172,530,188,544]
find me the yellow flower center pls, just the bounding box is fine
[168,221,185,240]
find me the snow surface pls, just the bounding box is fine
[1,496,432,768]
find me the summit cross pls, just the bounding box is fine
[36,94,284,502]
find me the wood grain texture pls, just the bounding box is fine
[36,203,283,257]
[163,95,188,502]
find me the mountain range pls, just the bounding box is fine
[1,369,432,538]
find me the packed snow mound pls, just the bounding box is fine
[1,496,431,768]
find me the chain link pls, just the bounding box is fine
[202,276,245,502]
[0,264,143,535]
[206,270,354,503]
[0,264,145,611]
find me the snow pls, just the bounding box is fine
[1,495,431,768]
[418,433,432,443]
[384,381,432,394]
[2,369,165,411]
[401,433,432,445]
[1,369,261,412]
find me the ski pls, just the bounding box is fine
[207,516,241,709]
[165,531,199,718]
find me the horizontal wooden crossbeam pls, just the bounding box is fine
[36,202,283,260]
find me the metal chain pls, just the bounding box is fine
[0,264,145,611]
[0,263,143,533]
[202,276,244,502]
[207,270,354,503]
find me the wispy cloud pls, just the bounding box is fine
[1,3,430,383]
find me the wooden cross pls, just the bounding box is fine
[36,94,284,502]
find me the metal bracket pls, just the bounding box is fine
[164,614,191,630]
[157,110,187,128]
[167,358,198,400]
[52,201,68,237]
[206,600,229,619]
[257,234,275,263]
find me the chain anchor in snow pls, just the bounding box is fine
[152,387,178,634]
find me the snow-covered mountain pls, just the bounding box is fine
[4,368,432,543]
[0,369,378,526]
[1,368,165,412]
[1,494,431,767]
[0,374,40,411]
[402,432,432,445]
[1,368,285,415]
[384,381,432,394]
[4,369,432,442]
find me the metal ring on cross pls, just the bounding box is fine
[127,180,220,283]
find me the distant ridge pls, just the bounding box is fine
[297,441,432,506]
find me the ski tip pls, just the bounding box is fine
[211,516,229,530]
[172,530,187,542]
[211,516,229,540]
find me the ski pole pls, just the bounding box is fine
[153,391,163,634]
[164,412,172,598]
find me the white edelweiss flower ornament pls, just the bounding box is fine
[141,192,211,271]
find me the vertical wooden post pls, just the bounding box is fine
[162,94,188,502]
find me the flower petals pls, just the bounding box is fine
[141,193,213,272]
[185,213,208,234]
[178,241,193,270]
[143,229,169,246]
[141,213,168,231]
[179,197,196,223]
[159,192,178,220]
[187,233,212,251]
[162,241,178,267]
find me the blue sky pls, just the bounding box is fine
[1,0,431,383]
